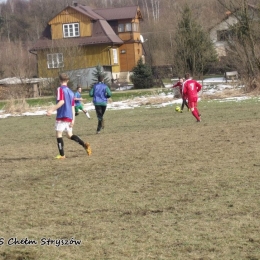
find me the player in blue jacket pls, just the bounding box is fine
[89,75,111,134]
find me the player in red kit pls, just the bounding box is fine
[172,77,189,112]
[183,73,202,122]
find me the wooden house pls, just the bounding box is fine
[29,3,144,87]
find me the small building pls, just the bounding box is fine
[209,11,237,57]
[29,3,144,86]
[209,4,258,58]
[0,77,52,100]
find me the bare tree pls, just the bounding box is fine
[217,0,260,90]
[7,0,15,14]
[143,0,150,23]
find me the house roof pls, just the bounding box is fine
[93,6,142,20]
[30,19,123,51]
[30,5,140,52]
[0,77,52,85]
[47,5,104,24]
[68,5,104,20]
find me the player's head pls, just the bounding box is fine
[184,73,191,80]
[178,77,183,83]
[77,84,82,91]
[59,73,69,83]
[98,75,104,82]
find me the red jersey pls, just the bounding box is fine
[183,79,202,101]
[172,81,183,92]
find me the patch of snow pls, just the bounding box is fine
[0,79,253,119]
[115,85,134,91]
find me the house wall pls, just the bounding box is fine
[37,45,120,78]
[117,16,142,73]
[119,44,133,72]
[210,15,238,57]
[66,67,112,89]
[49,7,92,39]
[119,42,142,72]
[210,15,238,43]
[119,31,141,42]
[134,42,142,64]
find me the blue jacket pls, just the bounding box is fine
[89,82,111,106]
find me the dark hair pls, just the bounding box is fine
[77,84,81,90]
[98,75,104,82]
[184,73,190,80]
[59,73,69,82]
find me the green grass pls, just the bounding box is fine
[0,97,56,109]
[0,88,173,109]
[0,97,260,259]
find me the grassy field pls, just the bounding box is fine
[0,97,260,260]
[0,88,173,110]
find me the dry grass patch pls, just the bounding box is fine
[133,95,173,105]
[3,98,30,114]
[202,88,245,100]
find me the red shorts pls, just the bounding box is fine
[188,97,198,109]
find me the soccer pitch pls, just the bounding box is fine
[0,98,260,259]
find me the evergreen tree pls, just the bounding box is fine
[130,58,153,89]
[173,5,217,77]
[92,64,110,86]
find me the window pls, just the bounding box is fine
[118,24,124,32]
[112,49,118,64]
[125,23,132,32]
[63,23,80,38]
[118,23,139,32]
[217,30,233,41]
[47,53,64,69]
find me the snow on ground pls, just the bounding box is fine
[0,78,254,119]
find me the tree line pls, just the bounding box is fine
[0,0,259,91]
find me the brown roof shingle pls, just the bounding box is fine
[71,5,104,20]
[93,6,141,20]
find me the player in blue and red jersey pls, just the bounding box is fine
[46,73,91,159]
[183,73,202,122]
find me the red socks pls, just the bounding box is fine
[192,109,200,121]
